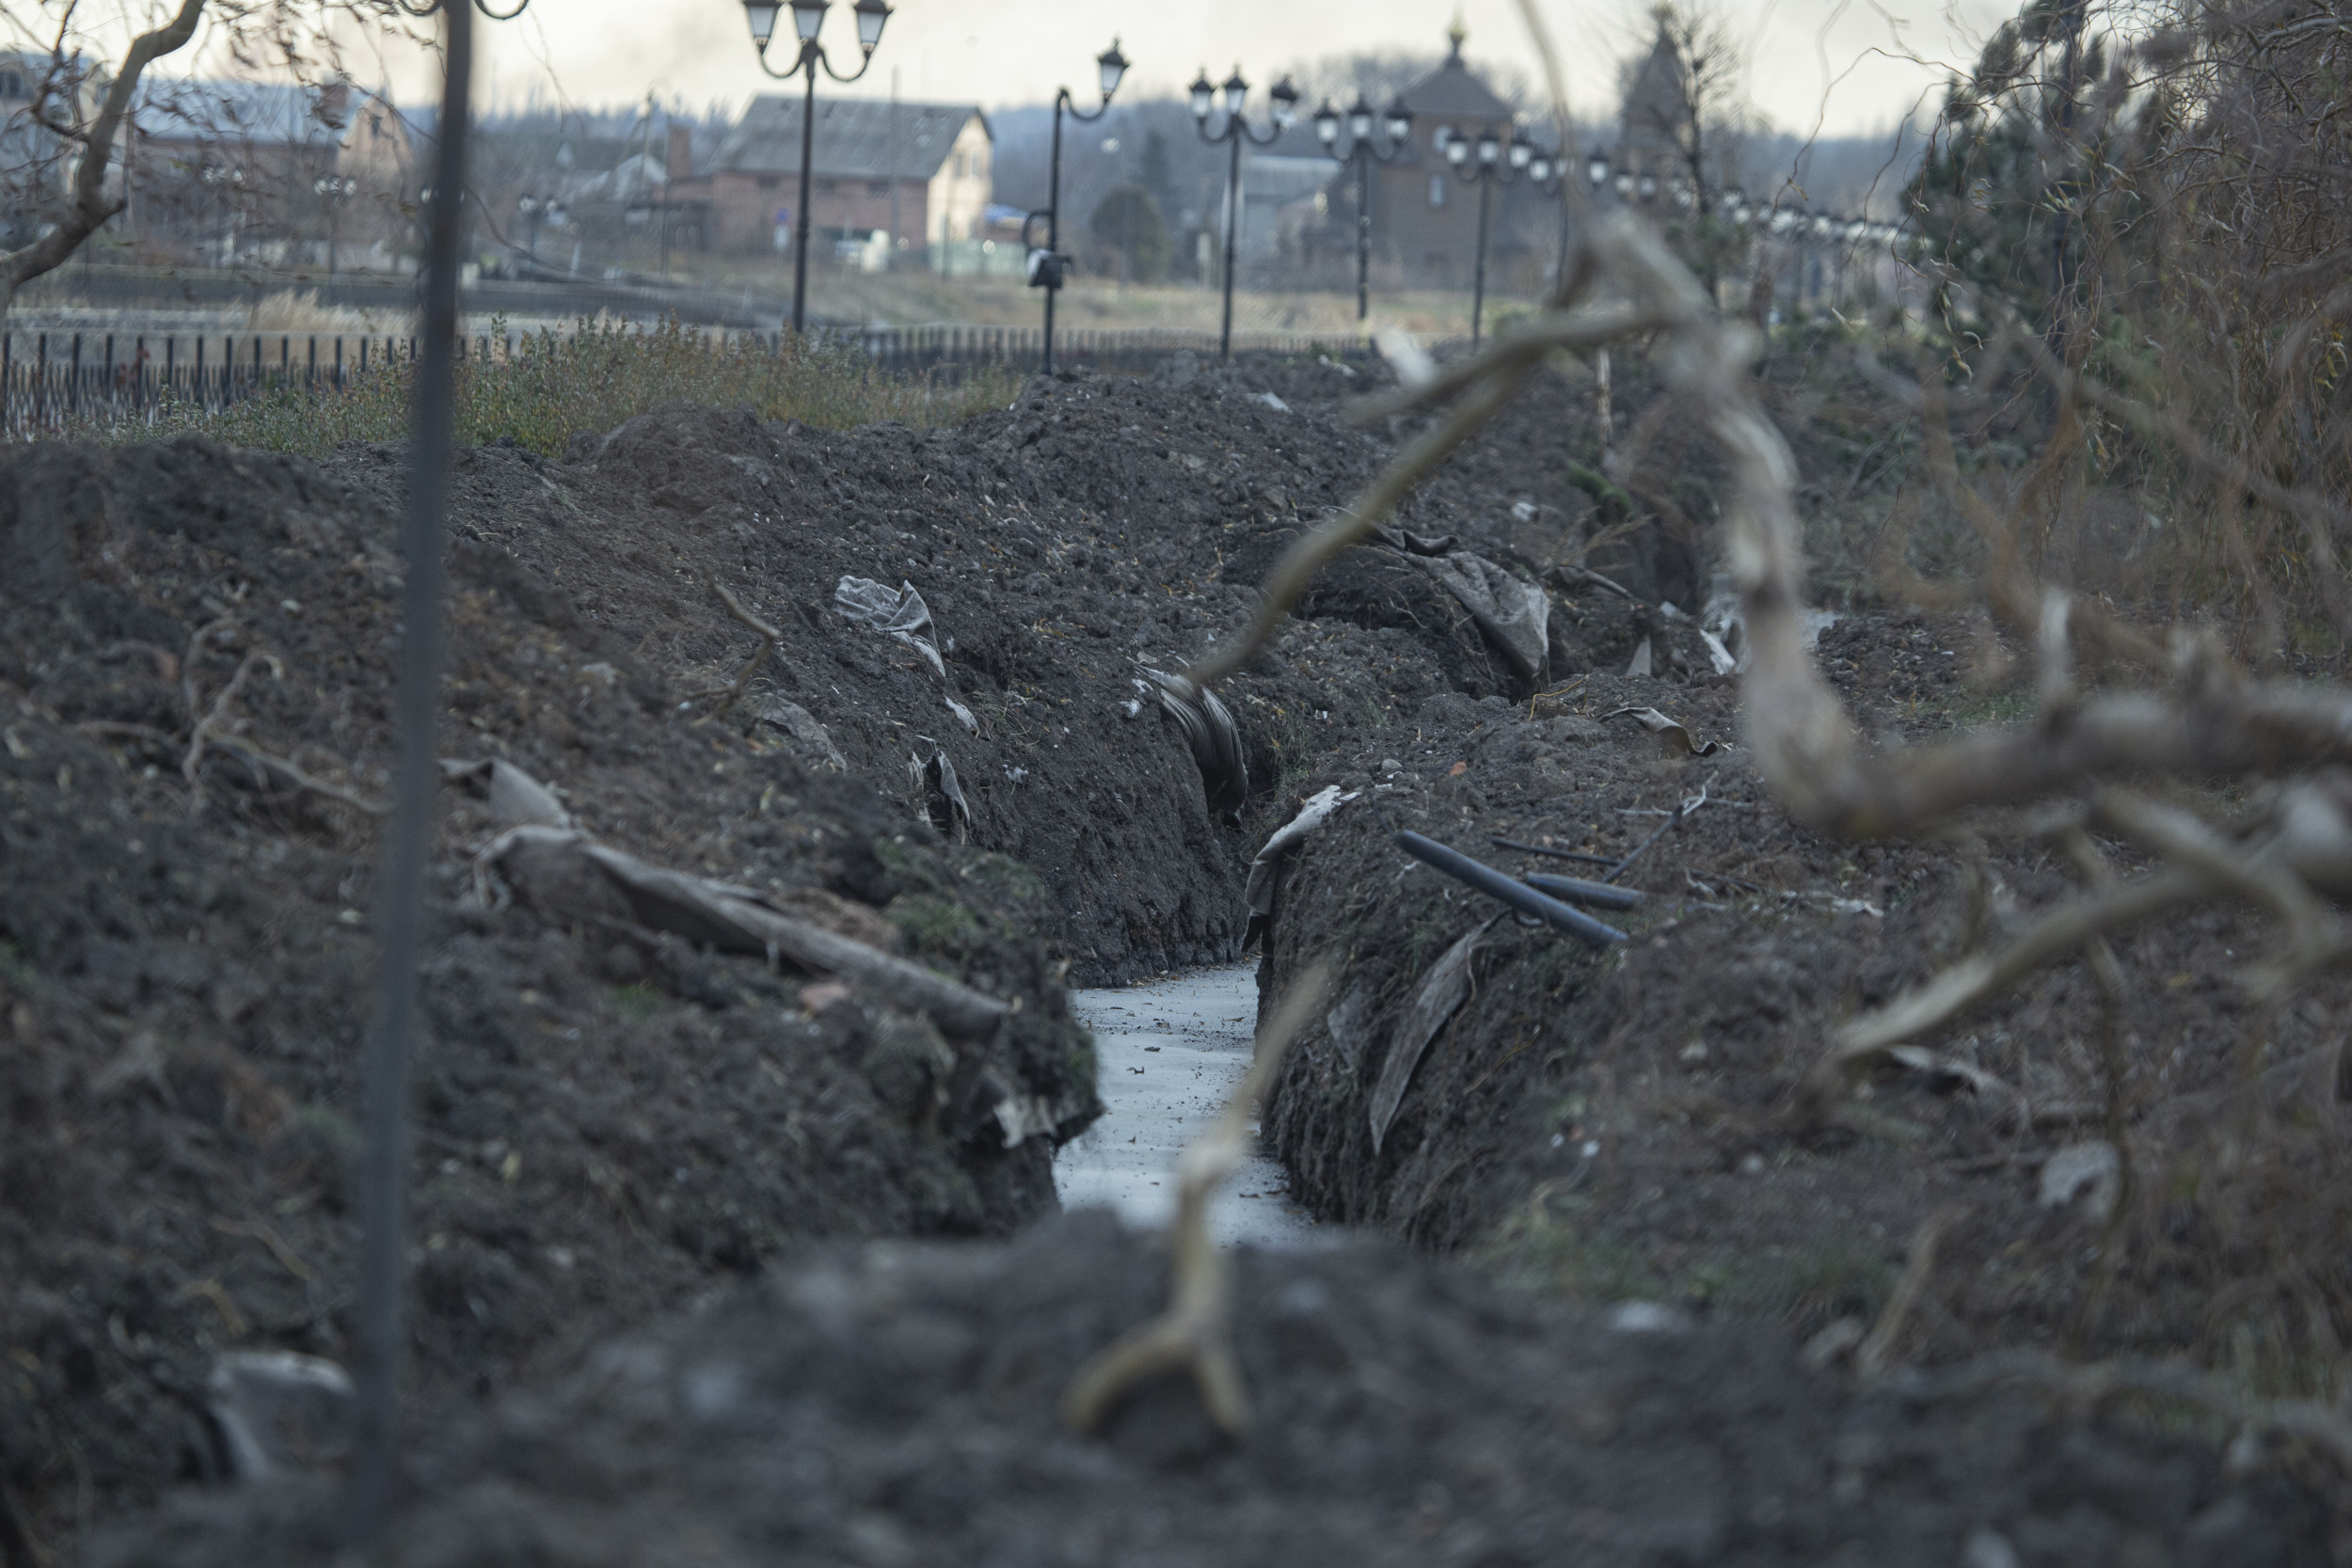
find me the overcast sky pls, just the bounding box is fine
[290,0,2011,136]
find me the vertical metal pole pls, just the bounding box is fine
[1470,176,1491,349]
[792,53,818,333]
[1219,132,1241,361]
[1356,150,1373,323]
[1042,93,1065,375]
[342,0,470,1544]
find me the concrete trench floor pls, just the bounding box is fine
[1057,966,1318,1248]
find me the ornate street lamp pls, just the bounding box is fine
[741,0,892,334]
[1443,120,1556,348]
[1024,39,1129,373]
[1191,63,1298,361]
[313,173,358,286]
[1311,88,1412,323]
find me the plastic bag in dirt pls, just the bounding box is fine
[1136,666,1248,819]
[1411,550,1550,684]
[834,577,946,677]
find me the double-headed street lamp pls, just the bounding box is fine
[741,0,892,334]
[1310,91,1411,324]
[1025,39,1129,374]
[314,173,357,285]
[1441,122,1556,348]
[1191,64,1299,361]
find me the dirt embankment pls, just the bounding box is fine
[10,343,2344,1559]
[89,1213,2328,1568]
[0,350,1651,1552]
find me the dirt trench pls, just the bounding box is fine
[8,348,2344,1560]
[0,349,1648,1554]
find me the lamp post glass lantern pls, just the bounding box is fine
[1311,88,1411,322]
[1445,121,1557,349]
[740,0,892,334]
[1027,38,1130,374]
[1193,65,1296,359]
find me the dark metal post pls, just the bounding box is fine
[342,0,471,1544]
[1470,175,1491,348]
[1043,92,1065,373]
[1219,133,1240,360]
[1356,151,1374,321]
[793,56,818,333]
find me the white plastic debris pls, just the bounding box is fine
[1251,389,1291,413]
[834,577,946,677]
[2038,1140,2122,1221]
[205,1351,354,1481]
[1375,327,1436,388]
[1245,784,1360,916]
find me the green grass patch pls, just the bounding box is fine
[37,317,1021,457]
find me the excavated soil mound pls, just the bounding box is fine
[1251,610,2344,1380]
[0,435,1092,1555]
[15,340,2333,1558]
[4,352,1664,1554]
[88,1213,2328,1568]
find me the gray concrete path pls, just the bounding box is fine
[1057,965,1317,1248]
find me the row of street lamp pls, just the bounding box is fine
[728,3,1902,365]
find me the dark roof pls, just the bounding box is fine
[1618,19,1691,153]
[713,99,985,181]
[1397,40,1514,127]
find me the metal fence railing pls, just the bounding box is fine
[1,323,1372,436]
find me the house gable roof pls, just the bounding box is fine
[714,99,985,182]
[1396,34,1514,127]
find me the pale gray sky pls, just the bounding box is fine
[275,0,2012,135]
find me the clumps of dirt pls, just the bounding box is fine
[0,433,1095,1554]
[0,350,1620,1555]
[1248,610,2350,1384]
[85,1212,2328,1568]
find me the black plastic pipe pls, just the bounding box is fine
[1521,872,1645,911]
[1393,830,1628,947]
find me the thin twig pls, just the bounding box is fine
[690,578,785,720]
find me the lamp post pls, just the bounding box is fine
[1025,39,1129,375]
[314,173,357,286]
[1310,90,1411,324]
[740,0,892,335]
[202,164,244,268]
[1191,64,1298,361]
[1442,121,1554,348]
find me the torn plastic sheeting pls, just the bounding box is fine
[1520,872,1645,911]
[440,756,572,830]
[834,576,946,678]
[1410,550,1550,684]
[914,748,975,841]
[1246,784,1359,916]
[205,1350,353,1481]
[1138,665,1248,817]
[1373,524,1461,557]
[1367,919,1498,1153]
[1393,831,1629,947]
[944,692,978,735]
[480,823,1009,1037]
[1625,637,1654,678]
[1251,389,1291,413]
[1602,705,1724,757]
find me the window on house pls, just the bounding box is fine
[867,180,889,196]
[758,175,781,190]
[818,179,836,195]
[1429,175,1446,209]
[0,72,24,99]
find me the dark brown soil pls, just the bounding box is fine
[8,341,2342,1561]
[1252,607,2351,1389]
[87,1213,2330,1568]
